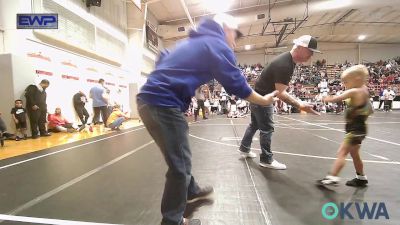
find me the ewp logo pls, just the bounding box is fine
[17,14,58,29]
[322,202,389,220]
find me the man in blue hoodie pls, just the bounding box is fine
[137,13,278,225]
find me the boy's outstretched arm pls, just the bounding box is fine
[323,89,356,103]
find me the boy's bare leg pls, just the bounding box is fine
[349,145,364,175]
[330,142,352,176]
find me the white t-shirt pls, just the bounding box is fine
[383,90,395,100]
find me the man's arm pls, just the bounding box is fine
[209,46,278,106]
[11,113,17,122]
[275,83,320,115]
[275,83,301,108]
[245,90,278,106]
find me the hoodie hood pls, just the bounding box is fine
[189,18,225,40]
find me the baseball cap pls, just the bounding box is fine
[293,35,321,53]
[213,13,243,38]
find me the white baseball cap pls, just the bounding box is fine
[213,13,243,38]
[293,35,321,53]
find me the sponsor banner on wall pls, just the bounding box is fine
[24,41,132,122]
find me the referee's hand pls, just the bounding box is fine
[299,103,320,115]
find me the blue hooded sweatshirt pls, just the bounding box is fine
[137,18,252,112]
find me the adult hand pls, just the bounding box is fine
[32,105,39,111]
[262,90,279,106]
[14,119,19,124]
[299,103,320,115]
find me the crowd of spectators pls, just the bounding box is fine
[187,57,400,117]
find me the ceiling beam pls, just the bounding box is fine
[248,24,253,35]
[143,0,162,4]
[281,17,307,41]
[261,18,271,36]
[179,0,196,29]
[162,0,294,24]
[275,24,288,46]
[334,9,356,25]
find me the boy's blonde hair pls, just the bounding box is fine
[341,64,369,83]
[113,104,121,109]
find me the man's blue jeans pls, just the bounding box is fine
[108,117,125,129]
[240,103,274,163]
[137,100,201,225]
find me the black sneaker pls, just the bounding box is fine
[23,134,27,140]
[40,132,51,137]
[78,124,86,132]
[183,218,201,225]
[15,136,21,141]
[187,186,214,203]
[0,136,4,147]
[31,134,40,139]
[346,178,368,187]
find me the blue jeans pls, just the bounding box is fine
[108,117,125,129]
[240,103,274,163]
[137,100,201,225]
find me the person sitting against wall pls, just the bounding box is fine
[48,107,84,133]
[0,112,7,147]
[106,105,130,131]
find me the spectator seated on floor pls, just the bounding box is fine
[0,112,6,147]
[106,105,130,131]
[48,108,83,133]
[275,99,290,114]
[210,98,220,114]
[227,96,242,118]
[237,99,249,115]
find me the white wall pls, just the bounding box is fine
[236,43,400,65]
[0,30,4,53]
[311,42,400,64]
[360,44,400,63]
[236,50,265,65]
[0,54,15,130]
[0,0,147,131]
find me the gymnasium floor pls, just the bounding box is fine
[0,112,399,225]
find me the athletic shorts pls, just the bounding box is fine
[16,121,27,129]
[344,132,366,145]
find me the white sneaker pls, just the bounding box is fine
[237,149,257,158]
[259,159,287,170]
[317,175,340,186]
